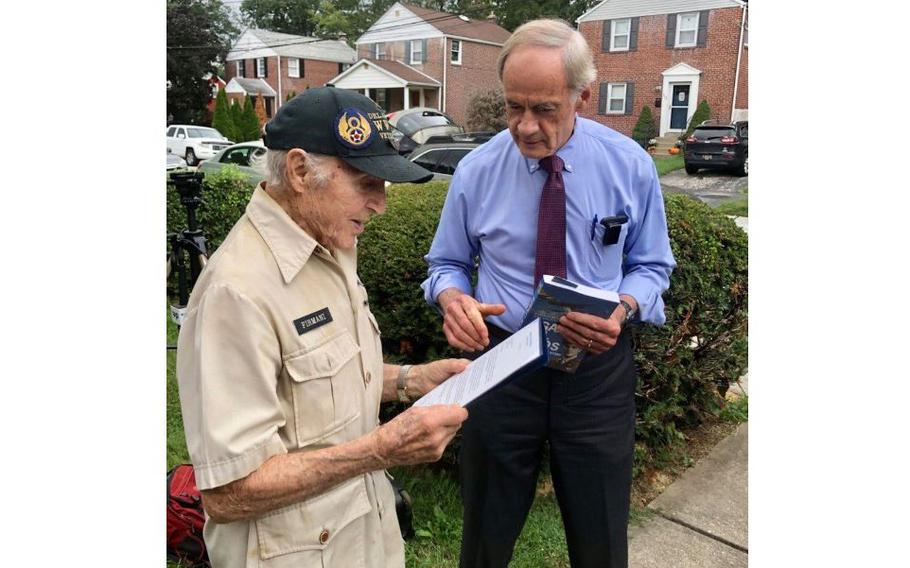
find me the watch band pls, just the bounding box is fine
[397,365,412,403]
[620,299,636,326]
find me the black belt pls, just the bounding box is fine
[486,322,512,341]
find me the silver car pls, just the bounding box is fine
[197,141,267,185]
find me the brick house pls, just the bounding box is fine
[577,0,748,138]
[224,29,357,119]
[329,2,511,126]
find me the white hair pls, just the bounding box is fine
[259,149,331,191]
[497,18,596,94]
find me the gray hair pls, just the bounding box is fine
[497,19,596,94]
[259,149,331,191]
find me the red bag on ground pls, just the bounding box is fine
[167,464,210,567]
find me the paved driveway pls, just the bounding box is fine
[660,169,747,207]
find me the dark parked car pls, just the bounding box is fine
[684,120,748,176]
[406,140,485,180]
[388,107,464,155]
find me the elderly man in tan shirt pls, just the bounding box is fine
[176,87,469,568]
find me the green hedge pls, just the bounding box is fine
[168,176,748,473]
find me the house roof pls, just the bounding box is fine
[329,58,440,89]
[227,29,356,63]
[225,77,277,97]
[577,0,745,23]
[397,2,510,44]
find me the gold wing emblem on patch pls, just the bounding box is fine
[337,111,372,146]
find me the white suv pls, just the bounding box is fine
[166,125,233,166]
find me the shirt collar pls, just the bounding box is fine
[246,183,331,284]
[524,115,581,175]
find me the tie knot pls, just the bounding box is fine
[539,154,564,174]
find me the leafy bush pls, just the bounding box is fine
[211,89,235,142]
[465,88,508,133]
[166,165,256,253]
[358,185,747,473]
[680,99,712,143]
[631,106,657,148]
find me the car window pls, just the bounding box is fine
[167,127,176,137]
[221,147,251,165]
[176,128,186,138]
[692,127,735,140]
[187,127,222,139]
[738,124,748,138]
[435,148,472,175]
[397,113,456,136]
[412,149,446,171]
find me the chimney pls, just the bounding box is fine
[486,12,497,25]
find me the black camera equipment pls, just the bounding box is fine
[167,171,209,334]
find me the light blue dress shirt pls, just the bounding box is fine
[421,116,676,332]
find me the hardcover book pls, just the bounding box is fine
[521,275,620,373]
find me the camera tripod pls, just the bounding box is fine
[167,172,208,341]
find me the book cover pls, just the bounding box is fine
[521,275,620,373]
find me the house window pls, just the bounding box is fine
[375,88,387,108]
[236,60,245,78]
[256,57,267,77]
[410,39,423,64]
[288,58,300,78]
[451,39,462,64]
[339,62,350,74]
[676,13,699,47]
[611,18,631,51]
[607,83,626,114]
[374,42,385,60]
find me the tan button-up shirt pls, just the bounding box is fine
[176,185,404,568]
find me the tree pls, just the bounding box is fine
[211,89,236,140]
[230,98,246,139]
[253,95,269,129]
[631,105,657,148]
[681,99,712,142]
[488,0,601,32]
[167,0,238,124]
[240,0,321,35]
[285,90,298,102]
[466,88,507,132]
[241,96,263,141]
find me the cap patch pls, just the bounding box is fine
[335,108,378,149]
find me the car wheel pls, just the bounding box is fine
[185,148,197,166]
[685,164,699,175]
[735,155,748,177]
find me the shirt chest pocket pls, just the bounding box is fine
[591,221,629,273]
[284,331,363,448]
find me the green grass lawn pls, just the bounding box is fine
[714,197,748,217]
[653,154,685,176]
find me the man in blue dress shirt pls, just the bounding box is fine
[421,18,676,568]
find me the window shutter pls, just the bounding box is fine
[697,11,709,47]
[264,58,268,78]
[602,20,611,52]
[598,82,607,115]
[422,39,428,63]
[405,41,411,62]
[625,82,634,115]
[301,58,305,78]
[666,14,676,48]
[630,18,639,51]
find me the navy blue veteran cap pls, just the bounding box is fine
[263,87,433,184]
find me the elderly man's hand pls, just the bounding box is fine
[373,405,468,466]
[437,288,506,352]
[556,305,625,355]
[409,358,471,397]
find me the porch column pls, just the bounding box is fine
[419,89,425,107]
[403,85,410,110]
[363,88,369,97]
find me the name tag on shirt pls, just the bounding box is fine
[294,308,333,335]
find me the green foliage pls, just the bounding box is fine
[240,0,321,35]
[239,95,262,141]
[229,99,245,140]
[631,106,657,148]
[680,99,712,142]
[720,394,748,423]
[285,90,297,102]
[714,197,748,217]
[653,154,685,176]
[465,88,508,133]
[166,165,257,254]
[358,185,747,473]
[167,0,238,124]
[211,88,236,142]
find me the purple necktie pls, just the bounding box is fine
[534,154,566,285]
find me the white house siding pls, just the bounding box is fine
[332,64,405,89]
[578,0,743,22]
[357,2,443,43]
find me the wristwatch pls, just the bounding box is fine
[620,299,637,326]
[397,365,412,403]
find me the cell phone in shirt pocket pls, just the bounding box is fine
[588,214,629,269]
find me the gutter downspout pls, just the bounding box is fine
[277,54,282,110]
[731,3,746,121]
[441,36,447,112]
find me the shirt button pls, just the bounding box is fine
[365,371,372,384]
[319,529,330,544]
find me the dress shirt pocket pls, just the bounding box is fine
[592,222,629,274]
[284,331,362,447]
[254,474,372,566]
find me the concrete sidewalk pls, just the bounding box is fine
[628,422,748,567]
